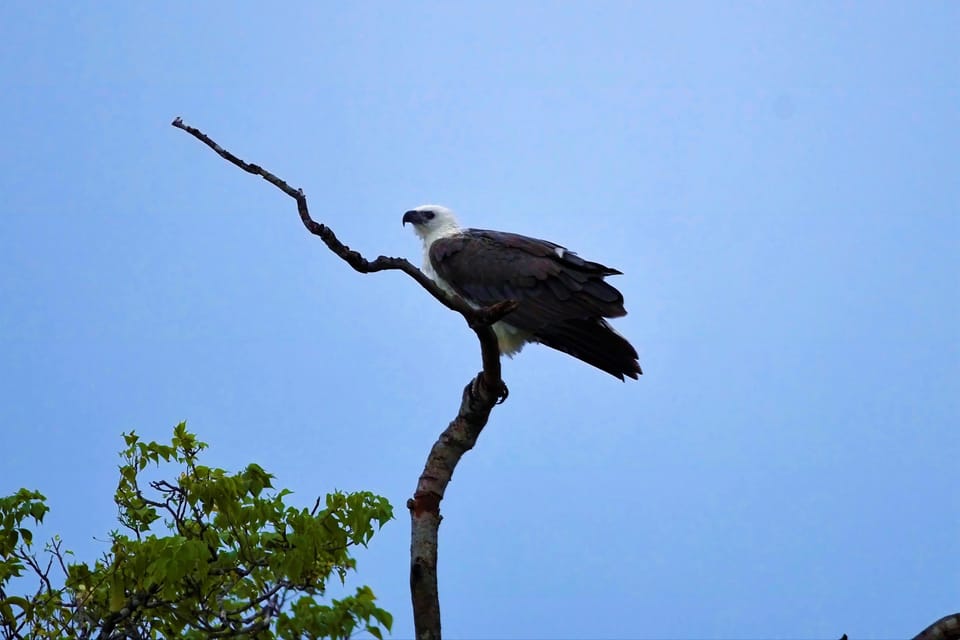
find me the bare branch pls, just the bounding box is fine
[20,550,55,598]
[170,118,513,334]
[172,117,514,639]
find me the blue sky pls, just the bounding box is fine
[1,2,957,638]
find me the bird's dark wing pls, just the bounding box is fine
[430,229,641,379]
[430,229,626,325]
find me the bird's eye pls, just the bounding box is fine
[425,211,435,220]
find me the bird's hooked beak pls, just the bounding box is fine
[402,210,428,227]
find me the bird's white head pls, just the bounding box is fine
[402,204,462,245]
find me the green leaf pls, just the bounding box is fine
[109,573,125,612]
[374,607,393,631]
[0,601,14,626]
[1,595,30,614]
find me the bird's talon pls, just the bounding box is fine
[496,382,509,404]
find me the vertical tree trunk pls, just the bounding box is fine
[408,372,505,640]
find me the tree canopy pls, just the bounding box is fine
[0,423,393,640]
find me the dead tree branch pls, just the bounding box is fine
[172,117,515,640]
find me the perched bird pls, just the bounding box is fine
[403,205,641,380]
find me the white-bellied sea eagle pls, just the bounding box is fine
[403,205,641,380]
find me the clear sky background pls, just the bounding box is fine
[1,2,957,638]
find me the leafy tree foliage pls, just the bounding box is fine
[0,423,393,639]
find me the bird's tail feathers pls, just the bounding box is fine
[537,318,642,380]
